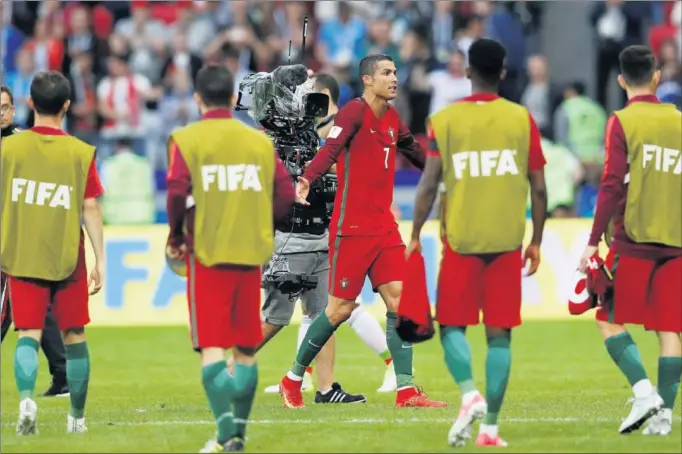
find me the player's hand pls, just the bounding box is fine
[579,245,599,273]
[88,262,105,296]
[405,239,421,259]
[523,243,541,276]
[296,176,311,206]
[166,243,187,261]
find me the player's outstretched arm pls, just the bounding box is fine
[396,121,425,170]
[302,99,363,184]
[410,155,442,255]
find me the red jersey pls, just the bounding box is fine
[303,98,424,236]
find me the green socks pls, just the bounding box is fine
[291,312,337,377]
[658,357,682,410]
[386,312,413,388]
[202,362,236,444]
[484,334,512,425]
[15,337,40,401]
[605,333,648,386]
[440,326,476,394]
[65,342,90,418]
[232,363,258,439]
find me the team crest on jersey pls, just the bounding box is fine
[387,127,395,141]
[340,277,349,289]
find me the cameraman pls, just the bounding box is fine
[259,74,400,399]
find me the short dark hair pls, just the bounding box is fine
[314,73,340,105]
[359,54,394,80]
[195,65,234,108]
[0,85,14,105]
[619,45,657,87]
[564,81,586,96]
[220,43,240,61]
[30,71,71,116]
[468,38,506,86]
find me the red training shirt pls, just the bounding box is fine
[426,93,546,172]
[30,126,104,279]
[166,109,295,250]
[588,95,682,260]
[303,97,425,236]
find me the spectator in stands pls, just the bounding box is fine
[317,2,367,69]
[455,14,485,60]
[366,18,401,69]
[62,5,108,79]
[656,39,682,109]
[538,137,584,218]
[484,1,527,102]
[432,0,456,63]
[23,18,64,72]
[521,55,561,139]
[161,30,202,88]
[114,1,168,46]
[1,1,25,73]
[396,25,440,135]
[171,1,216,58]
[553,81,607,187]
[590,0,650,109]
[427,49,471,115]
[66,51,99,144]
[97,51,152,159]
[100,138,156,225]
[4,47,35,128]
[387,0,432,46]
[159,70,199,141]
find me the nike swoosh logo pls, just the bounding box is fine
[370,129,376,133]
[401,344,413,349]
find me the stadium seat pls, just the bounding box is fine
[575,184,598,218]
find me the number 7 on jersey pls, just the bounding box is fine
[383,147,390,170]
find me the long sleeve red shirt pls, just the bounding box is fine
[166,109,295,249]
[588,95,682,260]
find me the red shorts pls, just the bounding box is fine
[596,254,682,333]
[328,229,405,300]
[186,255,263,350]
[437,245,522,328]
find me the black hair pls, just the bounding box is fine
[0,85,14,105]
[468,38,506,86]
[565,81,586,96]
[221,43,240,61]
[314,73,340,105]
[359,54,394,80]
[30,71,71,116]
[195,65,234,108]
[619,45,657,87]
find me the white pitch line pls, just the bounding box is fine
[0,416,659,428]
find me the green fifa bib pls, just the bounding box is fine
[1,131,94,280]
[431,98,531,254]
[562,96,607,163]
[615,102,682,247]
[171,118,276,266]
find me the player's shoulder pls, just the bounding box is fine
[340,97,366,115]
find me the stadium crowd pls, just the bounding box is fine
[1,0,681,223]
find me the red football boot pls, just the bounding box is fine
[279,375,305,408]
[396,386,448,407]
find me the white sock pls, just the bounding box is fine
[347,306,389,356]
[297,315,313,351]
[479,424,498,437]
[286,371,303,382]
[461,390,479,405]
[632,379,654,399]
[320,387,332,395]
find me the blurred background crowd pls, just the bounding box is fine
[1,0,681,224]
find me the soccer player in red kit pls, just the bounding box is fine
[166,65,295,452]
[1,72,105,436]
[278,54,447,409]
[580,45,682,436]
[409,39,547,447]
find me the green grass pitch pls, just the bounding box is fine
[1,320,680,453]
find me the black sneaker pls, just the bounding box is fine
[224,437,245,452]
[43,379,69,397]
[314,382,366,404]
